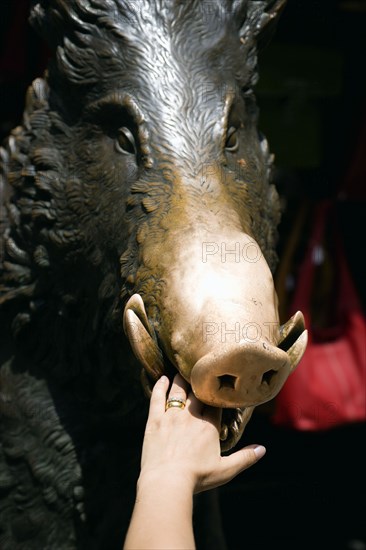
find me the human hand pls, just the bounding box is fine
[138,373,266,494]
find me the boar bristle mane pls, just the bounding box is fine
[29,0,271,89]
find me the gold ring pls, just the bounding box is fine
[165,397,186,411]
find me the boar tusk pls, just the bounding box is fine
[278,310,306,351]
[278,311,308,372]
[286,329,308,373]
[123,295,164,381]
[123,294,154,337]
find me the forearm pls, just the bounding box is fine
[123,472,196,550]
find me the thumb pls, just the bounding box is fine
[198,444,266,492]
[221,444,266,482]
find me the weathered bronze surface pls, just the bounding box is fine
[0,1,307,548]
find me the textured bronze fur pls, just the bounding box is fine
[0,1,286,548]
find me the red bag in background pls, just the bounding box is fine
[273,201,366,431]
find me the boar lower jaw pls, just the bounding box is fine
[220,406,255,452]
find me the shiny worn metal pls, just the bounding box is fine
[0,1,306,548]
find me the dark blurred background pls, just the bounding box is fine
[221,2,366,550]
[1,1,365,549]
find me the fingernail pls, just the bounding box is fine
[253,445,266,460]
[157,375,168,384]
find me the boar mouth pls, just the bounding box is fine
[123,294,306,451]
[139,366,253,452]
[122,294,249,450]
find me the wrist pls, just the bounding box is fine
[137,468,195,500]
[126,468,196,550]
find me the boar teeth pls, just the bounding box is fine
[235,408,243,423]
[230,420,239,435]
[220,424,228,441]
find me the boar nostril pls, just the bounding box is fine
[261,369,277,386]
[218,374,237,390]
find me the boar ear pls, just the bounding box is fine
[30,0,104,49]
[240,0,287,48]
[256,0,287,48]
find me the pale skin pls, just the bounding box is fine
[123,373,266,550]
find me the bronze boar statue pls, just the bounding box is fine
[0,0,307,548]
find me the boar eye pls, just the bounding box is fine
[225,127,239,152]
[116,127,136,155]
